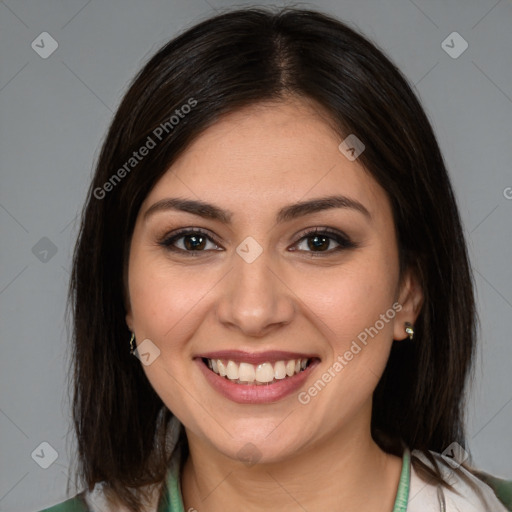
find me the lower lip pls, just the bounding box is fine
[196,358,319,404]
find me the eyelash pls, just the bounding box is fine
[158,227,358,257]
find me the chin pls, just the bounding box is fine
[206,429,310,467]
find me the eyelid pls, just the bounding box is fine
[293,226,349,242]
[158,226,357,255]
[159,227,223,251]
[290,226,356,252]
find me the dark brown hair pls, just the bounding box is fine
[68,6,480,510]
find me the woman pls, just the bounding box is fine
[38,7,511,512]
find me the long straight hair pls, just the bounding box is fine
[68,7,479,510]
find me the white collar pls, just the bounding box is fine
[407,449,508,511]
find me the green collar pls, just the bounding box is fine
[393,448,411,511]
[158,447,411,512]
[158,450,185,512]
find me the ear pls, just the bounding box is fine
[393,266,424,341]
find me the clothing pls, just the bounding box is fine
[408,450,511,511]
[37,448,511,512]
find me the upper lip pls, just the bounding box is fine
[197,350,319,365]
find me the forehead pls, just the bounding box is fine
[142,99,390,225]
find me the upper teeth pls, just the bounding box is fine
[207,358,309,384]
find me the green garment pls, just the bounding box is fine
[472,470,512,510]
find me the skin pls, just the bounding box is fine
[125,97,424,512]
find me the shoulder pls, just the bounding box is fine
[35,453,179,512]
[37,494,89,512]
[408,449,511,511]
[36,484,134,512]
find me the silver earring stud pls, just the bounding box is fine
[404,322,414,340]
[129,332,136,354]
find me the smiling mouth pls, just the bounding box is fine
[201,357,317,385]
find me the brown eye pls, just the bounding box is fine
[160,229,222,254]
[305,234,331,251]
[291,228,357,255]
[181,233,207,251]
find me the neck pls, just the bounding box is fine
[180,405,403,512]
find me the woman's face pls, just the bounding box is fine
[126,98,421,464]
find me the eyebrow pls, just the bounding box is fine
[143,194,372,224]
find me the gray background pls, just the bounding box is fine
[0,0,511,510]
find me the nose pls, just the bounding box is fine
[215,246,296,337]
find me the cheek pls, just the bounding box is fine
[293,251,399,390]
[129,254,218,339]
[127,253,210,423]
[296,274,398,419]
[300,259,397,335]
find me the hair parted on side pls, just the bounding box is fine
[67,6,479,511]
